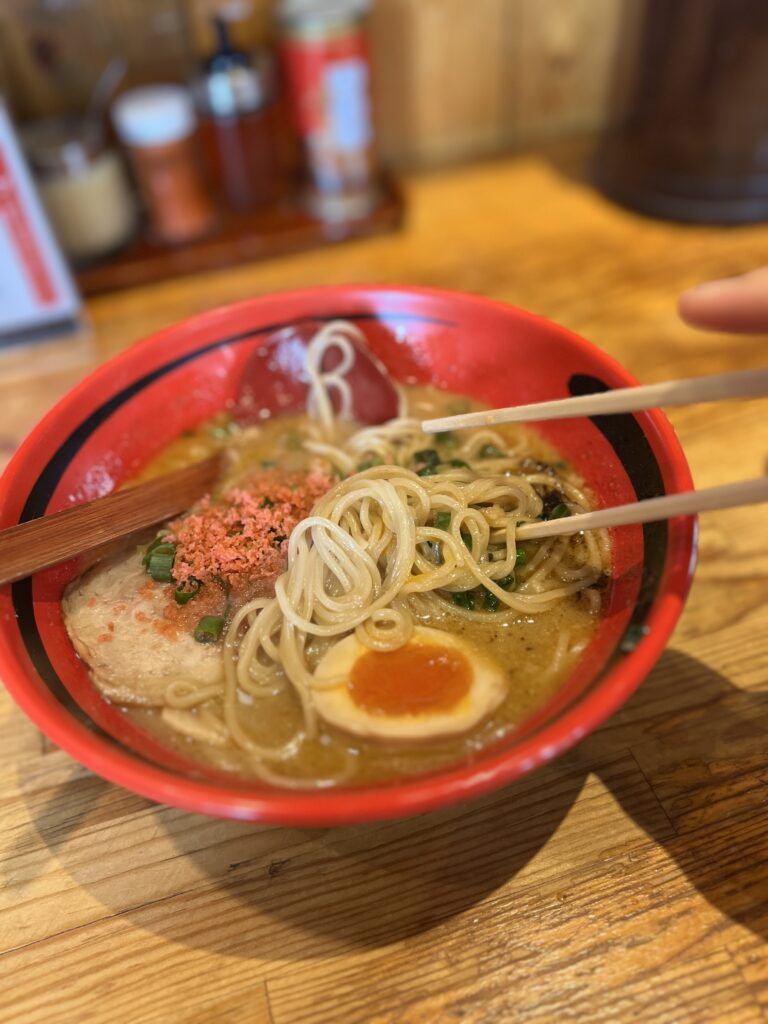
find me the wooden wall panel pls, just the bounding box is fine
[514,0,628,141]
[373,0,519,166]
[372,0,634,166]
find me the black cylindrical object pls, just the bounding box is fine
[595,0,768,223]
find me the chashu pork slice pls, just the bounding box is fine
[62,547,223,706]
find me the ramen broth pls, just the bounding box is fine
[118,386,606,785]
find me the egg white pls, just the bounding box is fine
[310,626,507,742]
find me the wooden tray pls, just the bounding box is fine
[75,175,405,295]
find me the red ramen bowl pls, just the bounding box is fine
[0,286,695,825]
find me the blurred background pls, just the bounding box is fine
[3,0,635,171]
[3,0,767,307]
[0,0,767,379]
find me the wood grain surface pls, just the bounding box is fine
[2,142,768,1024]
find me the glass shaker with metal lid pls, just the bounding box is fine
[22,116,136,264]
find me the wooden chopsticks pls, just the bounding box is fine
[422,367,768,432]
[421,367,768,537]
[516,477,768,540]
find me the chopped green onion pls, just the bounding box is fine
[516,547,527,567]
[554,460,568,470]
[452,591,476,610]
[194,615,225,644]
[174,577,202,605]
[546,502,571,520]
[435,511,452,531]
[416,465,438,477]
[434,430,457,448]
[498,575,515,591]
[207,425,231,440]
[487,552,494,562]
[357,457,384,471]
[147,542,174,558]
[461,530,472,550]
[261,496,275,508]
[414,448,440,470]
[479,444,505,459]
[212,574,231,596]
[148,555,174,583]
[483,589,500,612]
[446,459,470,469]
[143,535,170,568]
[146,542,176,583]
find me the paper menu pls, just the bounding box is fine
[0,100,82,344]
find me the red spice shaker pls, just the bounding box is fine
[112,85,215,245]
[277,0,379,221]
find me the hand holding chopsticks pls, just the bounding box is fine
[421,367,768,539]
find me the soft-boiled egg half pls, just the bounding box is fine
[311,626,507,742]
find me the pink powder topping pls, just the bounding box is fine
[169,465,333,587]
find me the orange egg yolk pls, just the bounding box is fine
[348,643,472,716]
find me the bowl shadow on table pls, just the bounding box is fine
[17,650,768,962]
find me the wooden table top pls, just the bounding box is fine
[3,147,768,1024]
